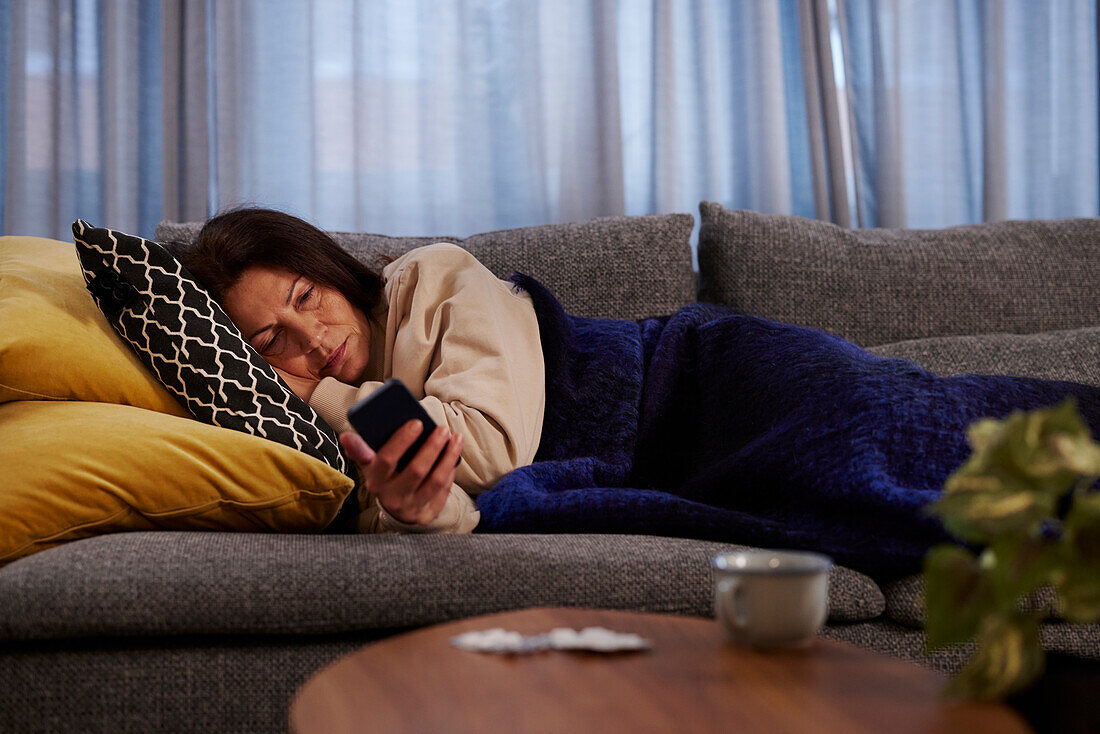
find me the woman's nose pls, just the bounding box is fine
[295,321,324,354]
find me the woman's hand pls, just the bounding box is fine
[273,366,320,403]
[339,421,464,526]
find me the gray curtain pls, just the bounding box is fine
[617,0,816,225]
[161,0,209,226]
[2,0,161,239]
[838,0,1099,228]
[173,0,628,235]
[2,0,1098,239]
[161,0,814,238]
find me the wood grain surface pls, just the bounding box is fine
[289,606,1032,734]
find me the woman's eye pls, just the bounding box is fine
[297,286,315,307]
[261,332,283,355]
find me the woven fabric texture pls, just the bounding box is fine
[0,633,382,734]
[0,532,883,640]
[157,213,697,320]
[697,201,1100,346]
[884,574,1063,629]
[821,620,975,675]
[868,327,1100,387]
[824,619,1100,677]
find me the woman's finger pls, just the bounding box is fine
[339,431,375,466]
[419,435,463,522]
[373,426,453,524]
[373,420,429,474]
[397,425,452,488]
[401,435,460,525]
[416,433,463,501]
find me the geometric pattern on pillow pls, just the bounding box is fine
[71,220,355,482]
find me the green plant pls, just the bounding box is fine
[923,397,1100,699]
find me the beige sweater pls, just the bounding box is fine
[308,243,545,534]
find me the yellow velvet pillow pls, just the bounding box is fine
[0,235,188,415]
[0,400,356,564]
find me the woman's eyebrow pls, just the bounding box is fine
[284,276,303,306]
[247,275,302,341]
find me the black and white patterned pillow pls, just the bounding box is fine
[71,220,355,482]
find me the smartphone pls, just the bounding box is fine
[347,378,438,472]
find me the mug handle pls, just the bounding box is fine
[717,577,749,631]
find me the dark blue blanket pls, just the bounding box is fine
[474,275,1100,578]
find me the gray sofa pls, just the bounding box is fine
[2,202,1098,733]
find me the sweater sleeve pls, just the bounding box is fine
[381,243,545,496]
[309,377,481,535]
[306,243,544,535]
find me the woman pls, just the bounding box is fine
[183,207,1100,577]
[179,208,545,535]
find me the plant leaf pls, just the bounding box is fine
[1065,490,1100,564]
[930,481,1053,544]
[1059,491,1100,622]
[1058,565,1100,623]
[942,614,1044,700]
[926,399,1100,700]
[930,399,1094,544]
[923,545,991,648]
[966,418,1006,453]
[1051,434,1100,476]
[988,535,1059,606]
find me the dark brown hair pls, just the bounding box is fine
[178,207,387,319]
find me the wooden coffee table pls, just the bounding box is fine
[289,606,1032,734]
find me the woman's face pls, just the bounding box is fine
[222,264,374,385]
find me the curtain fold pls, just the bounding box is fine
[618,0,815,225]
[798,0,849,225]
[1,0,1098,239]
[838,0,1099,228]
[161,0,209,226]
[2,0,161,239]
[194,0,628,235]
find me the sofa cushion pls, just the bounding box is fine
[698,201,1100,346]
[0,235,189,415]
[72,221,355,481]
[823,619,1100,675]
[868,328,1100,387]
[883,574,1061,629]
[0,532,885,639]
[156,213,697,321]
[0,401,353,565]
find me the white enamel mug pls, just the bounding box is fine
[712,550,832,648]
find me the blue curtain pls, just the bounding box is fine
[1,0,1098,240]
[840,0,1099,227]
[617,0,816,220]
[1,0,162,239]
[197,0,815,240]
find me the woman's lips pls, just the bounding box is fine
[324,339,347,375]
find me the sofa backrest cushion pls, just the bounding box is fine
[157,213,697,321]
[868,328,1100,388]
[698,201,1100,346]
